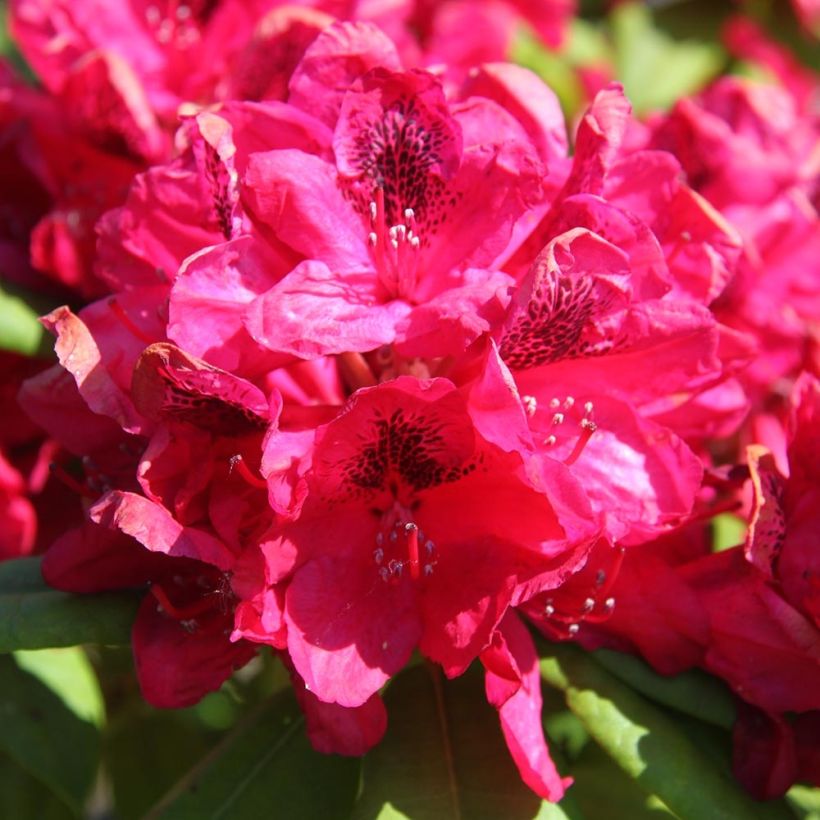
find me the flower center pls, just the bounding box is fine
[372,503,437,584]
[368,187,422,302]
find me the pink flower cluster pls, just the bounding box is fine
[3,0,818,803]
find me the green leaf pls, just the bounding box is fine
[147,688,360,819]
[591,649,736,730]
[0,283,51,357]
[14,647,106,728]
[540,643,794,820]
[354,663,563,820]
[0,655,100,816]
[788,785,820,820]
[0,557,139,651]
[712,514,747,553]
[610,2,724,115]
[0,753,74,820]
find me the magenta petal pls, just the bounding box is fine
[285,554,421,708]
[482,612,571,801]
[245,261,409,357]
[91,490,236,571]
[395,269,513,358]
[169,236,293,375]
[244,149,369,270]
[288,21,402,127]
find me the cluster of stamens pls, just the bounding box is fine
[367,189,421,301]
[144,3,201,47]
[373,516,437,583]
[534,395,598,466]
[539,541,624,639]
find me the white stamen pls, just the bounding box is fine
[424,539,435,554]
[584,401,594,416]
[604,597,615,609]
[424,563,434,576]
[545,435,557,447]
[369,201,378,221]
[552,413,564,426]
[563,396,575,409]
[583,597,595,612]
[373,548,384,564]
[522,395,537,416]
[568,623,580,636]
[549,397,561,409]
[409,236,420,248]
[404,208,415,221]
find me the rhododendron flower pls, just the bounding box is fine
[242,60,545,359]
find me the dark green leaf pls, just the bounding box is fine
[0,558,139,651]
[106,705,218,820]
[354,663,565,820]
[591,649,736,730]
[0,656,100,816]
[147,688,360,819]
[0,753,74,820]
[540,643,794,820]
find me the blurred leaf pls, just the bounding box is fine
[354,663,563,820]
[592,649,736,730]
[610,2,724,114]
[788,785,820,819]
[106,705,218,820]
[510,27,586,120]
[0,557,139,651]
[712,513,747,553]
[147,688,360,819]
[14,647,106,728]
[0,655,99,816]
[0,283,51,357]
[0,752,74,820]
[540,643,794,820]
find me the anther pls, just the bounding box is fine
[544,600,555,617]
[582,597,595,613]
[563,397,575,409]
[584,401,594,416]
[545,435,557,446]
[567,623,580,636]
[369,201,378,222]
[368,232,377,246]
[549,398,561,409]
[552,413,564,426]
[604,597,615,610]
[522,395,537,416]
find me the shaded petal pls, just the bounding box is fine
[133,594,255,708]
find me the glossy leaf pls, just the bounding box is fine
[591,649,735,730]
[0,558,139,651]
[0,656,99,817]
[354,663,566,820]
[147,688,360,819]
[14,647,106,728]
[540,643,794,820]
